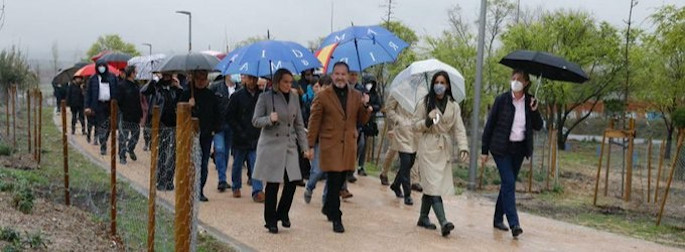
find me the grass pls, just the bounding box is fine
[0,104,237,251]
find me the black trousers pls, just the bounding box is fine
[264,171,297,226]
[70,106,85,133]
[393,152,416,197]
[199,135,212,196]
[323,171,346,222]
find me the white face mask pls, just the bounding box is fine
[97,66,107,74]
[433,84,447,95]
[365,83,373,91]
[511,80,524,92]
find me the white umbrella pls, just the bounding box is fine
[389,59,466,113]
[127,54,166,80]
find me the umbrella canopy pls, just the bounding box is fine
[127,54,166,80]
[90,50,111,62]
[499,50,589,83]
[201,50,227,60]
[97,52,133,69]
[316,25,408,73]
[52,62,89,85]
[220,40,321,77]
[155,52,220,73]
[389,59,465,113]
[214,47,248,75]
[74,63,121,77]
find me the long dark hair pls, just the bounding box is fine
[424,71,454,118]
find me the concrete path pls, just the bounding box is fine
[54,113,681,252]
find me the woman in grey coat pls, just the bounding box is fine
[252,68,311,234]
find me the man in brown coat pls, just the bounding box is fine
[307,62,372,233]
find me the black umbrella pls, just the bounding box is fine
[499,50,589,83]
[97,52,132,69]
[51,62,89,85]
[155,52,220,73]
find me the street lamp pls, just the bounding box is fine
[175,10,191,52]
[142,43,152,56]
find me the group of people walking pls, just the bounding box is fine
[60,58,542,238]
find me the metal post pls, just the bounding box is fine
[468,0,487,191]
[143,43,152,56]
[176,11,192,52]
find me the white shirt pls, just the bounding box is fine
[98,76,111,102]
[227,84,236,97]
[509,92,526,142]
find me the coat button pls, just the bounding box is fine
[287,134,290,137]
[288,124,291,127]
[276,134,279,137]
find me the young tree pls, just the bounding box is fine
[86,34,140,60]
[0,46,39,97]
[636,5,685,160]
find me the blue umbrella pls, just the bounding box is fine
[219,40,322,78]
[214,46,247,74]
[317,25,409,73]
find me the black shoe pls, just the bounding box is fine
[411,183,423,192]
[347,174,357,183]
[119,157,127,165]
[100,149,107,155]
[441,222,455,237]
[417,218,437,230]
[357,168,367,176]
[494,222,509,231]
[295,180,306,187]
[279,217,291,228]
[199,194,208,202]
[404,196,414,206]
[71,130,75,135]
[86,136,91,143]
[128,151,137,161]
[333,221,345,233]
[390,184,403,198]
[247,179,253,186]
[165,184,175,191]
[264,224,278,234]
[380,174,389,185]
[511,226,523,237]
[218,181,230,192]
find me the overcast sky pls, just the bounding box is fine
[1,0,683,64]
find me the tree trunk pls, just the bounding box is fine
[665,127,674,160]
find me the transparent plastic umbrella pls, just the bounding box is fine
[389,59,465,113]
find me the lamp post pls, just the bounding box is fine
[175,10,191,52]
[468,0,487,191]
[142,43,152,56]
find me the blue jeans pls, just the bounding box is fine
[232,148,263,196]
[493,153,525,228]
[213,128,232,183]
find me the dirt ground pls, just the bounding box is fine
[0,190,121,251]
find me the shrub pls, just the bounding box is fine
[0,227,20,243]
[673,107,685,129]
[11,187,34,214]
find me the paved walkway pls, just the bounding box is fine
[54,113,681,252]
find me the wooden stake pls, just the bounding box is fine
[594,133,607,206]
[657,129,684,226]
[147,106,160,252]
[12,86,16,149]
[5,87,9,136]
[33,90,38,160]
[61,101,70,206]
[647,138,653,203]
[655,137,666,204]
[624,119,635,201]
[110,100,118,237]
[174,103,192,252]
[27,89,31,153]
[605,137,612,196]
[38,91,42,164]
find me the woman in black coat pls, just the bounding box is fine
[481,69,543,238]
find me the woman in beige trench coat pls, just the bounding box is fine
[252,69,311,234]
[412,71,469,237]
